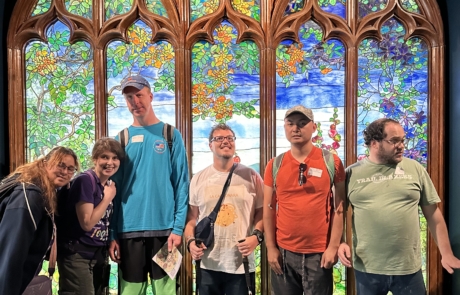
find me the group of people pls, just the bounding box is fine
[0,74,459,295]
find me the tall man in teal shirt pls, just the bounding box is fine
[338,118,460,295]
[109,75,189,294]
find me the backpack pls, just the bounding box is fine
[271,149,337,211]
[0,175,20,203]
[117,123,174,152]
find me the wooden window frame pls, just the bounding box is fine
[7,0,446,294]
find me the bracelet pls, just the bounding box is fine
[187,238,196,253]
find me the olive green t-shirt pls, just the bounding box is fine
[346,157,440,275]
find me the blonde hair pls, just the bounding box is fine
[9,146,79,213]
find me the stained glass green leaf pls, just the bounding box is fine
[25,21,94,169]
[32,0,51,16]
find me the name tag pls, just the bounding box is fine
[132,135,144,143]
[308,168,323,178]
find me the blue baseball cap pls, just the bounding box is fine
[121,75,151,93]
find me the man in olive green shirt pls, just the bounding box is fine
[338,118,460,295]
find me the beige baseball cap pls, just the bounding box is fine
[284,105,314,121]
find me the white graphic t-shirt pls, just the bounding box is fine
[190,164,264,274]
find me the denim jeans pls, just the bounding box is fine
[355,269,426,295]
[270,248,332,295]
[199,268,255,295]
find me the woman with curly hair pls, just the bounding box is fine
[0,146,79,295]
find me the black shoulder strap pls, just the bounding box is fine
[163,123,174,152]
[208,163,238,222]
[0,175,19,202]
[118,128,129,150]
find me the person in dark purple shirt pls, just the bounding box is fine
[57,137,124,295]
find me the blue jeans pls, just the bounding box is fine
[355,269,426,295]
[199,269,255,295]
[270,248,332,295]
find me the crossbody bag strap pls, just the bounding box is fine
[23,183,57,277]
[208,163,238,222]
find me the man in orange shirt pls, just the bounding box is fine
[263,105,346,295]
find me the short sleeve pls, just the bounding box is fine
[333,154,346,183]
[263,158,275,188]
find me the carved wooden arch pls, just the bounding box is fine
[7,0,447,294]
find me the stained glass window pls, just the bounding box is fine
[400,0,420,14]
[318,0,346,19]
[146,0,168,17]
[357,17,429,279]
[31,0,51,16]
[107,21,176,137]
[359,0,388,18]
[10,0,446,294]
[105,0,133,20]
[25,21,94,168]
[285,0,305,16]
[232,0,260,21]
[65,0,92,19]
[191,0,219,22]
[276,21,346,294]
[191,19,261,293]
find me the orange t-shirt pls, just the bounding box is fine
[264,147,345,254]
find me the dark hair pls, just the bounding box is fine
[10,146,79,213]
[208,123,235,142]
[363,118,400,146]
[92,137,125,161]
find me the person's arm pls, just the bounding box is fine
[76,181,116,232]
[169,129,189,250]
[264,184,283,274]
[184,205,206,260]
[237,207,263,256]
[321,180,345,268]
[0,188,47,295]
[422,204,460,273]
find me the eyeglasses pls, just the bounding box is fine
[211,136,236,142]
[299,163,307,186]
[382,138,406,147]
[56,162,77,175]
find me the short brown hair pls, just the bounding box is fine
[208,123,235,142]
[363,118,400,146]
[92,137,125,161]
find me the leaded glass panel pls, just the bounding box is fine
[25,21,95,168]
[65,0,92,19]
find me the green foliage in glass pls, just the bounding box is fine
[190,0,219,22]
[359,0,388,17]
[105,0,133,20]
[285,0,305,15]
[106,21,175,112]
[65,0,92,19]
[358,18,428,165]
[146,0,168,17]
[191,22,260,123]
[232,0,260,21]
[400,0,420,13]
[25,23,94,168]
[32,0,51,16]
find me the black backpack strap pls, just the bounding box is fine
[118,128,129,150]
[163,123,174,152]
[0,175,19,203]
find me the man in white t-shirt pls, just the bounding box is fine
[184,123,264,295]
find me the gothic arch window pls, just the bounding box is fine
[7,0,446,294]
